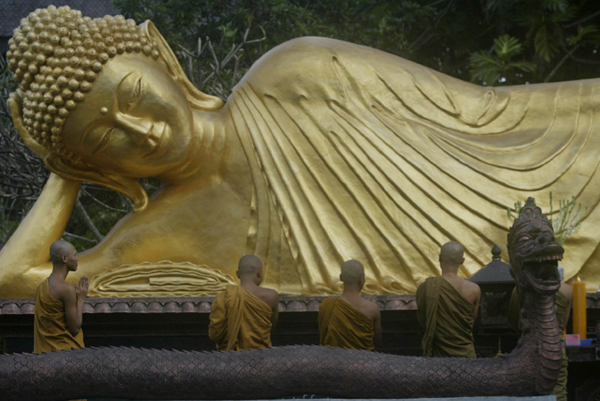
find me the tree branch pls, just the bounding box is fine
[544,44,581,83]
[564,9,600,29]
[75,198,104,242]
[62,231,97,243]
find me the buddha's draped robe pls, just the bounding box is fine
[226,37,600,295]
[509,287,569,401]
[209,285,273,351]
[318,297,375,350]
[416,276,476,357]
[34,278,84,353]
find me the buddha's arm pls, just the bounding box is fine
[0,174,80,279]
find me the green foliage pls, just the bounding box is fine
[471,0,600,85]
[507,193,588,245]
[469,35,536,83]
[533,23,559,62]
[114,0,600,88]
[568,24,599,46]
[551,194,588,246]
[1,0,599,253]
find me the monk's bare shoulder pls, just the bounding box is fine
[362,297,381,320]
[462,279,481,303]
[258,287,279,310]
[49,280,75,303]
[463,279,480,291]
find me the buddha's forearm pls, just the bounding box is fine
[0,174,81,271]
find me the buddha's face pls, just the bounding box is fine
[61,53,194,177]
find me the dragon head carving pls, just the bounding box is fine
[507,197,564,295]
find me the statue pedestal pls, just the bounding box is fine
[0,294,523,355]
[314,398,555,401]
[1,294,598,400]
[0,295,516,355]
[88,396,557,401]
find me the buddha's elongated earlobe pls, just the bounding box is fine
[44,153,149,212]
[139,20,224,111]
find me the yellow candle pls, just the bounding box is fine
[572,277,587,339]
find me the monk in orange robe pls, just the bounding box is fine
[319,260,382,350]
[34,240,87,353]
[209,255,279,351]
[34,240,88,401]
[416,242,480,358]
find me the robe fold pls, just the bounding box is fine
[416,276,476,357]
[318,297,375,350]
[34,278,84,353]
[230,37,600,295]
[209,285,273,351]
[508,288,569,401]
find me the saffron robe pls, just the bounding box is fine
[416,276,476,357]
[318,297,375,350]
[209,285,273,351]
[508,288,569,401]
[34,278,84,353]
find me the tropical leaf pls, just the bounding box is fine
[470,35,536,85]
[509,61,537,72]
[494,34,523,60]
[568,24,599,46]
[534,24,559,62]
[469,51,503,83]
[543,0,569,13]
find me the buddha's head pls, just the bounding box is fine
[7,6,223,211]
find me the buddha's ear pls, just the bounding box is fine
[44,153,149,212]
[139,20,224,111]
[8,93,48,159]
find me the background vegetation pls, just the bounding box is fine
[1,0,599,252]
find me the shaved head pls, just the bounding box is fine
[440,241,464,268]
[50,240,75,265]
[237,254,263,276]
[340,259,365,284]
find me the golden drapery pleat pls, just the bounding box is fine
[229,37,600,295]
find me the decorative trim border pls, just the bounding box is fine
[0,295,417,315]
[1,293,596,315]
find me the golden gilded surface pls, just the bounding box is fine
[1,6,599,298]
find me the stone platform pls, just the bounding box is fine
[1,294,599,400]
[90,397,556,401]
[0,294,517,356]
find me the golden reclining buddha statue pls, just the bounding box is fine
[1,5,599,298]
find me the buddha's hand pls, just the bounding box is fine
[8,93,50,160]
[76,276,89,301]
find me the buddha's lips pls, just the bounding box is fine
[144,122,169,158]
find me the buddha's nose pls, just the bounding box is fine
[115,113,154,145]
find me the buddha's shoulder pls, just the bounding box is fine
[243,37,415,80]
[259,36,410,65]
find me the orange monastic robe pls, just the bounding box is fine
[34,278,84,353]
[209,285,273,351]
[416,276,476,358]
[318,297,375,351]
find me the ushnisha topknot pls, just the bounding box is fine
[7,5,160,159]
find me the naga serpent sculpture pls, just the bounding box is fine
[0,198,563,400]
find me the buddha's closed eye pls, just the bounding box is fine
[127,77,143,112]
[93,128,114,154]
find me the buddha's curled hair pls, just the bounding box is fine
[7,5,159,160]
